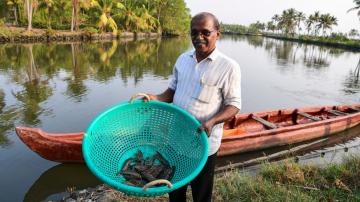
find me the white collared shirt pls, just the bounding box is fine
[169,48,241,155]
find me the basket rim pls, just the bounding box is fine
[83,100,209,196]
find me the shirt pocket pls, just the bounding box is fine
[194,81,219,104]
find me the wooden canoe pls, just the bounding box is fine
[15,104,360,163]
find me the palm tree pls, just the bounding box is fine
[93,0,123,34]
[138,5,160,32]
[306,11,322,36]
[318,14,338,36]
[306,15,314,35]
[349,28,359,38]
[266,21,276,33]
[38,0,55,29]
[295,11,306,35]
[347,0,360,20]
[6,0,21,25]
[313,11,321,36]
[117,1,142,32]
[278,8,297,35]
[248,21,265,33]
[272,14,280,33]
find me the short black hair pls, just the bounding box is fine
[191,12,220,31]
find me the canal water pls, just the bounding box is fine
[0,35,359,201]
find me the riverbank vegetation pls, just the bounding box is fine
[214,155,360,201]
[0,0,190,36]
[221,1,360,50]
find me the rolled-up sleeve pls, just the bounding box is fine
[222,63,241,110]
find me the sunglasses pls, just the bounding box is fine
[191,29,217,37]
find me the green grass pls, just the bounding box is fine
[266,34,360,49]
[0,27,22,37]
[213,155,360,201]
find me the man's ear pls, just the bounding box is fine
[216,31,220,39]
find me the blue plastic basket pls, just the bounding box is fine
[83,99,208,197]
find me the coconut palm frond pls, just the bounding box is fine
[108,17,117,34]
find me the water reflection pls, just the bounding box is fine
[303,46,330,68]
[24,164,100,202]
[342,58,360,95]
[246,36,264,48]
[65,43,89,102]
[0,88,16,147]
[238,36,352,69]
[0,38,191,146]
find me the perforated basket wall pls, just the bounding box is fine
[83,100,208,197]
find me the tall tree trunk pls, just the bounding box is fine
[29,2,33,31]
[26,0,33,31]
[74,0,79,31]
[71,0,79,32]
[71,6,75,31]
[13,7,18,25]
[48,11,51,29]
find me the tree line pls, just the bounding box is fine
[222,1,360,39]
[0,0,191,35]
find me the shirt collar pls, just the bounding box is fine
[190,47,219,62]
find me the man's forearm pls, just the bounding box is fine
[199,105,239,136]
[209,105,239,125]
[150,88,175,103]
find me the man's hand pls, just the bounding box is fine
[197,105,240,137]
[197,119,216,137]
[141,88,175,103]
[142,94,157,102]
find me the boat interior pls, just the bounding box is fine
[223,106,360,135]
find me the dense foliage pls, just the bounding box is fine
[0,0,191,35]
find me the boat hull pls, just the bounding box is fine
[15,127,84,163]
[219,110,360,156]
[15,104,360,163]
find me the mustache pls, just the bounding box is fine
[194,40,206,44]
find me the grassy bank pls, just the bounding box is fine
[266,34,360,51]
[223,31,360,51]
[213,155,360,201]
[0,26,160,43]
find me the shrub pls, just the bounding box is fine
[83,27,98,34]
[329,32,349,41]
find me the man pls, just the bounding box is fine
[145,12,241,202]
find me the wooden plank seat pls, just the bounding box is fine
[349,107,360,112]
[326,109,348,116]
[251,115,277,129]
[297,111,322,121]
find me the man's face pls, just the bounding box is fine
[191,17,219,56]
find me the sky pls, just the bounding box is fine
[184,0,360,33]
